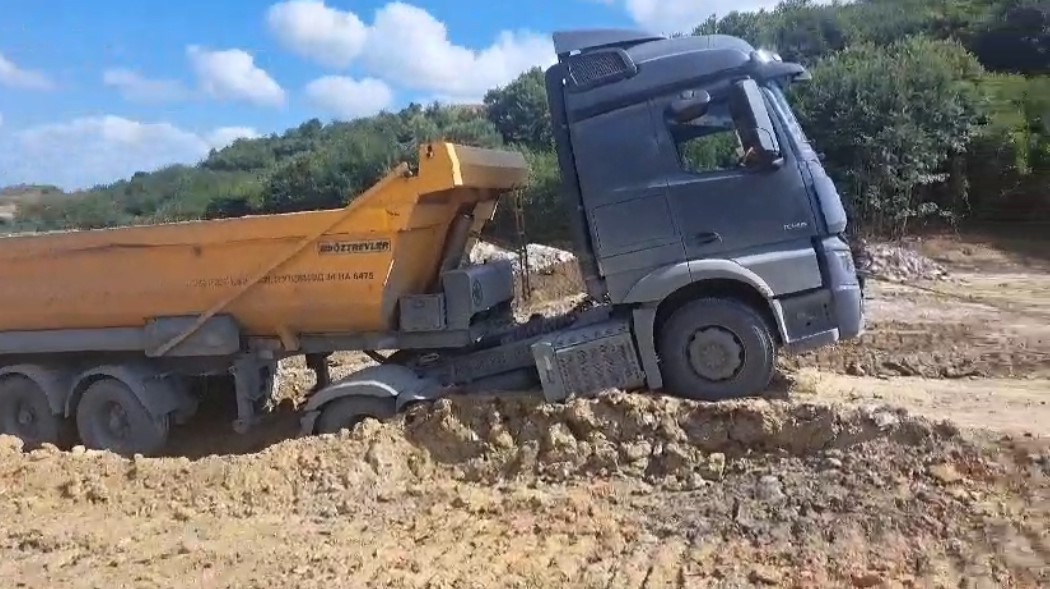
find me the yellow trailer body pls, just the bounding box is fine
[0,143,528,340]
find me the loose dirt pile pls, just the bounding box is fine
[857,241,951,283]
[2,395,1047,588]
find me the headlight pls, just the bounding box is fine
[834,249,856,275]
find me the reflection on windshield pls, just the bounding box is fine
[767,85,810,145]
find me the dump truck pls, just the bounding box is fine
[0,29,864,456]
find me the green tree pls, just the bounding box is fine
[793,36,986,234]
[483,68,553,150]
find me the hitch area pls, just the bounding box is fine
[295,306,651,436]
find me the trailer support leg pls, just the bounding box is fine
[230,355,277,434]
[306,353,331,393]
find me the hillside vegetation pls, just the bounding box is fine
[7,0,1049,242]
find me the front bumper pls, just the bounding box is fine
[823,236,865,340]
[778,238,865,355]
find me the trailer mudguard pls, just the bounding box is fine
[299,364,443,434]
[67,364,196,421]
[0,364,76,416]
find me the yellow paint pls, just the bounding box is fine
[0,142,529,340]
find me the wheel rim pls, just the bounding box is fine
[102,401,132,441]
[12,399,42,439]
[687,326,745,381]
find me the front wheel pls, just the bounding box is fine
[657,297,777,401]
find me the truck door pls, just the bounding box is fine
[655,80,817,261]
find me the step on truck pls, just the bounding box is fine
[0,29,864,456]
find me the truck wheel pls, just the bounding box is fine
[0,375,70,450]
[315,396,396,435]
[76,378,170,457]
[657,297,776,401]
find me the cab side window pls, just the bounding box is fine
[671,102,745,174]
[669,81,783,174]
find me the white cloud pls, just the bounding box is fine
[0,112,4,128]
[207,126,261,149]
[187,45,286,107]
[622,0,819,34]
[103,68,190,103]
[0,52,54,90]
[0,116,257,190]
[365,3,554,99]
[266,1,554,100]
[305,76,393,120]
[267,0,368,68]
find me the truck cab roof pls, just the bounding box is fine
[553,28,756,59]
[549,29,806,122]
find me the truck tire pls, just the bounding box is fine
[657,297,776,401]
[76,378,170,457]
[0,374,70,450]
[315,396,396,435]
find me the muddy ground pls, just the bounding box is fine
[1,233,1048,588]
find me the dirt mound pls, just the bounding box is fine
[397,393,959,485]
[0,395,963,515]
[859,241,951,282]
[1,396,1047,588]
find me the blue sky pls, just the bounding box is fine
[0,0,779,190]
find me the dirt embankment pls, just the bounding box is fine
[2,395,1049,588]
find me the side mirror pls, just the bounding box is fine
[668,90,712,123]
[742,128,785,171]
[730,79,782,163]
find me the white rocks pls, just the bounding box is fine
[468,241,576,275]
[857,242,950,283]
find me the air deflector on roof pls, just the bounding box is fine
[552,29,664,57]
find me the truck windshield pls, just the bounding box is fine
[766,84,810,146]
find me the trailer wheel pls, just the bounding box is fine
[315,396,396,435]
[76,378,170,457]
[657,297,776,401]
[0,374,70,450]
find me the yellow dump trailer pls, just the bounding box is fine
[0,142,527,340]
[0,142,559,456]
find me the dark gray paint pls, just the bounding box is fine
[299,364,444,434]
[530,319,645,402]
[66,363,197,421]
[0,327,145,356]
[399,293,447,332]
[440,261,515,330]
[0,363,76,416]
[0,315,241,358]
[629,306,662,390]
[552,29,663,57]
[144,315,242,357]
[731,245,823,296]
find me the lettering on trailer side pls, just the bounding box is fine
[189,271,375,288]
[317,239,391,255]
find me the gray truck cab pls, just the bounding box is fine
[543,29,864,400]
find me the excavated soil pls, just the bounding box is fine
[785,272,1050,380]
[2,395,1048,588]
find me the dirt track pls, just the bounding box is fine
[1,235,1049,588]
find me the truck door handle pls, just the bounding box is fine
[693,232,721,245]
